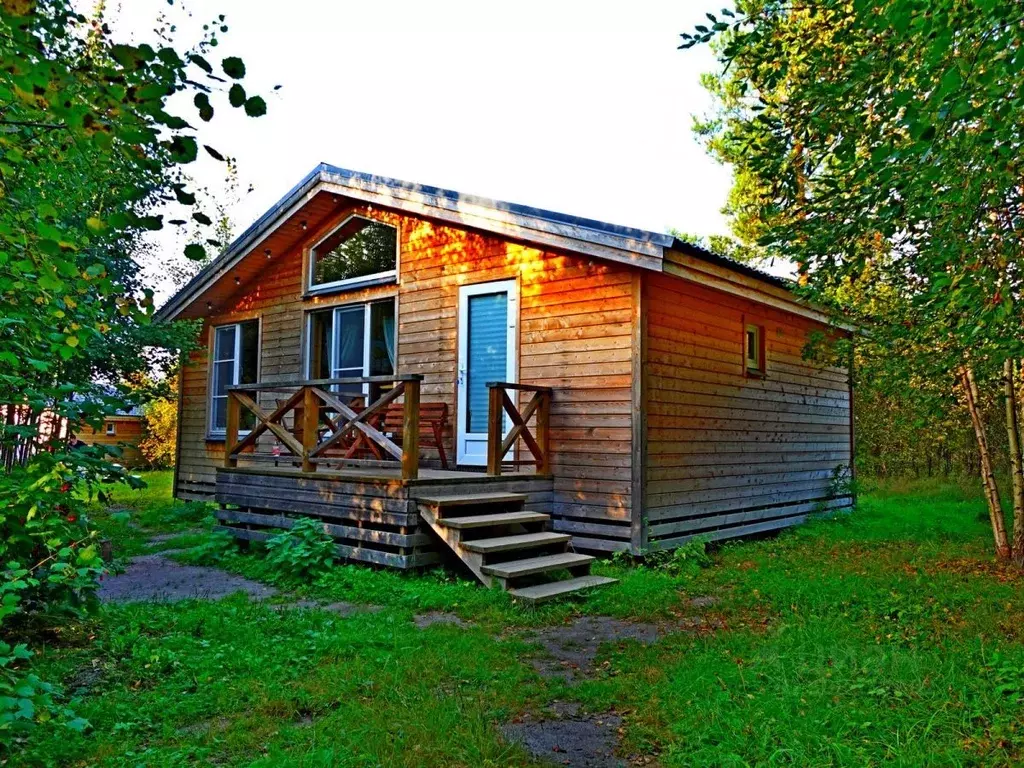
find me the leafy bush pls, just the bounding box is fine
[179,529,237,566]
[0,450,124,746]
[138,385,178,469]
[642,536,714,574]
[264,518,336,582]
[0,643,87,740]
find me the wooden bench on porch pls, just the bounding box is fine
[378,401,450,469]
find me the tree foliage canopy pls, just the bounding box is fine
[0,0,263,742]
[687,0,1024,381]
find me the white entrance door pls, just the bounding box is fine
[456,280,518,466]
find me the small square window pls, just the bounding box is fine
[745,324,765,375]
[105,422,116,436]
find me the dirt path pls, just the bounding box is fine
[97,553,279,603]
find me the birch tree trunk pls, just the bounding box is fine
[961,366,1011,559]
[1005,359,1024,565]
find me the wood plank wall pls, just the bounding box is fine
[174,196,637,551]
[397,216,635,552]
[642,269,853,549]
[78,417,144,467]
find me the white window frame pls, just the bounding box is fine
[105,422,116,436]
[745,323,764,375]
[307,214,399,295]
[208,319,260,437]
[304,299,396,395]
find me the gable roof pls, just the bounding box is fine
[156,163,793,323]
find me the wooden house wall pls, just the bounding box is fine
[174,198,636,550]
[640,270,853,549]
[79,417,145,467]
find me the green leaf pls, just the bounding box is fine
[192,212,213,226]
[938,67,963,98]
[191,54,213,73]
[222,56,246,79]
[168,135,198,164]
[193,92,213,122]
[244,96,267,117]
[184,244,207,261]
[229,83,246,108]
[204,145,226,162]
[173,186,196,205]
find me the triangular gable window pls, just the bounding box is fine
[309,215,398,292]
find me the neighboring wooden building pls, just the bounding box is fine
[156,165,853,601]
[78,410,145,468]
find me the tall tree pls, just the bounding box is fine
[684,0,1024,559]
[0,0,265,740]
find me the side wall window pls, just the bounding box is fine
[210,319,260,434]
[745,323,765,376]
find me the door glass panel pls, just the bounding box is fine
[369,301,396,376]
[308,310,332,380]
[239,321,259,384]
[466,292,507,434]
[333,307,365,374]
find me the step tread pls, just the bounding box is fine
[481,552,594,578]
[436,511,549,529]
[509,575,618,604]
[416,492,527,508]
[462,532,570,554]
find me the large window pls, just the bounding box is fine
[210,320,260,434]
[307,300,396,395]
[309,215,398,292]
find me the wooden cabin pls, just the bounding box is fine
[157,165,853,602]
[77,411,145,468]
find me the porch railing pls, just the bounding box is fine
[486,382,552,476]
[224,374,423,480]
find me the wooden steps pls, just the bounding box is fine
[462,532,571,554]
[417,493,616,600]
[482,552,594,579]
[437,511,549,529]
[509,575,620,605]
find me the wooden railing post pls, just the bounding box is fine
[487,384,503,475]
[536,390,551,475]
[401,378,420,480]
[301,386,319,473]
[224,391,239,468]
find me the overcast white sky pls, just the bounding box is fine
[106,1,742,300]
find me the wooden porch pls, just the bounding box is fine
[213,375,615,600]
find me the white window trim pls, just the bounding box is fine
[304,300,397,396]
[307,214,400,295]
[105,422,116,436]
[745,323,764,374]
[208,318,261,439]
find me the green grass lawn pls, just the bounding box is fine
[14,473,1024,766]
